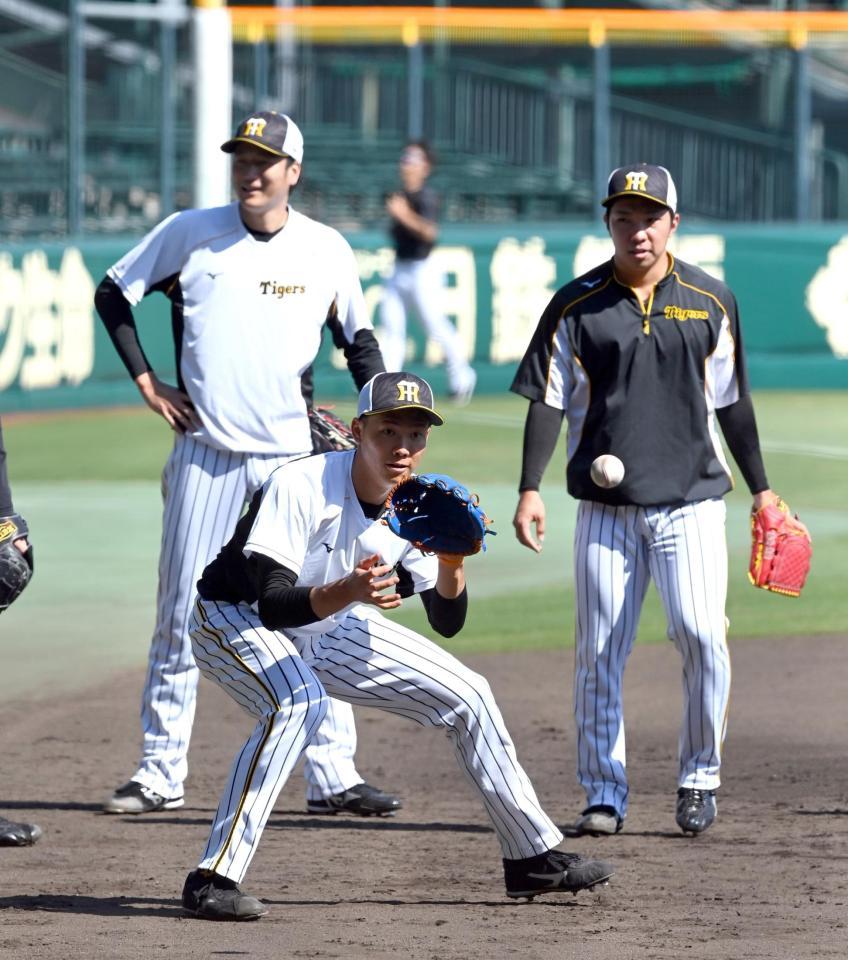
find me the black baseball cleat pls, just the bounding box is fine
[306,782,402,817]
[675,788,717,835]
[103,780,185,815]
[564,805,623,838]
[181,869,268,921]
[0,816,42,847]
[504,849,615,900]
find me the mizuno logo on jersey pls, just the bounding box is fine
[259,281,306,298]
[664,305,709,321]
[580,278,602,289]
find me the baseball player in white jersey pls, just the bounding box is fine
[511,164,777,837]
[94,110,401,819]
[378,141,477,404]
[179,371,614,920]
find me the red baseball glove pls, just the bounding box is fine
[748,497,811,598]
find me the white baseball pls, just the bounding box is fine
[590,454,625,489]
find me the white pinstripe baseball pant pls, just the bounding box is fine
[379,257,476,396]
[189,600,563,882]
[573,498,731,819]
[132,434,362,803]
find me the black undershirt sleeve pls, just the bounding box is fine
[419,586,468,638]
[716,395,769,495]
[518,400,566,492]
[0,421,14,515]
[94,275,153,380]
[253,554,319,630]
[326,307,385,391]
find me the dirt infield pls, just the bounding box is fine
[1,633,846,960]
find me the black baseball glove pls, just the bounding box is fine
[384,473,495,562]
[309,406,356,453]
[0,514,33,613]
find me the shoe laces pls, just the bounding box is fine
[350,782,381,799]
[546,850,583,868]
[680,788,712,804]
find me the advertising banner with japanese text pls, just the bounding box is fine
[1,224,845,413]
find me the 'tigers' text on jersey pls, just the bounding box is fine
[259,281,307,298]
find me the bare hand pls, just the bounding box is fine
[309,554,401,618]
[513,490,545,553]
[135,371,201,434]
[385,193,410,219]
[353,554,402,609]
[752,488,778,511]
[13,538,27,555]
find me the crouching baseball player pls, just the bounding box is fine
[181,372,613,919]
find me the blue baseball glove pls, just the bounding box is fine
[384,473,495,561]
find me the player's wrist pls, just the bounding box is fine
[436,553,464,568]
[752,489,777,511]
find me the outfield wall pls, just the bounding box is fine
[1,224,846,413]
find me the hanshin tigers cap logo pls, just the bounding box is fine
[357,372,444,426]
[602,163,678,214]
[221,110,304,163]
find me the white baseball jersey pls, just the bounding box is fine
[108,203,371,454]
[244,450,438,633]
[189,448,564,882]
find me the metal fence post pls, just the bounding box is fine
[792,28,812,221]
[67,0,85,235]
[405,19,424,140]
[159,0,178,218]
[591,22,610,206]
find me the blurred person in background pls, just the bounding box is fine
[379,141,477,405]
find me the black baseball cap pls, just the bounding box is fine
[602,163,678,213]
[356,372,444,426]
[221,111,304,163]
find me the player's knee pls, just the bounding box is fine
[444,670,496,724]
[667,623,728,661]
[295,677,329,727]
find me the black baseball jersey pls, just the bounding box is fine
[390,186,438,261]
[511,255,751,507]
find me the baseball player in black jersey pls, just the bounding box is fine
[180,371,613,920]
[0,417,41,847]
[512,164,777,837]
[379,141,477,404]
[94,110,401,819]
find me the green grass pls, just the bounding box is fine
[2,391,845,695]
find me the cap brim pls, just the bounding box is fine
[362,404,444,427]
[220,137,290,158]
[602,191,673,210]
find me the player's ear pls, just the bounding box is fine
[287,159,302,186]
[351,417,364,442]
[669,211,680,235]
